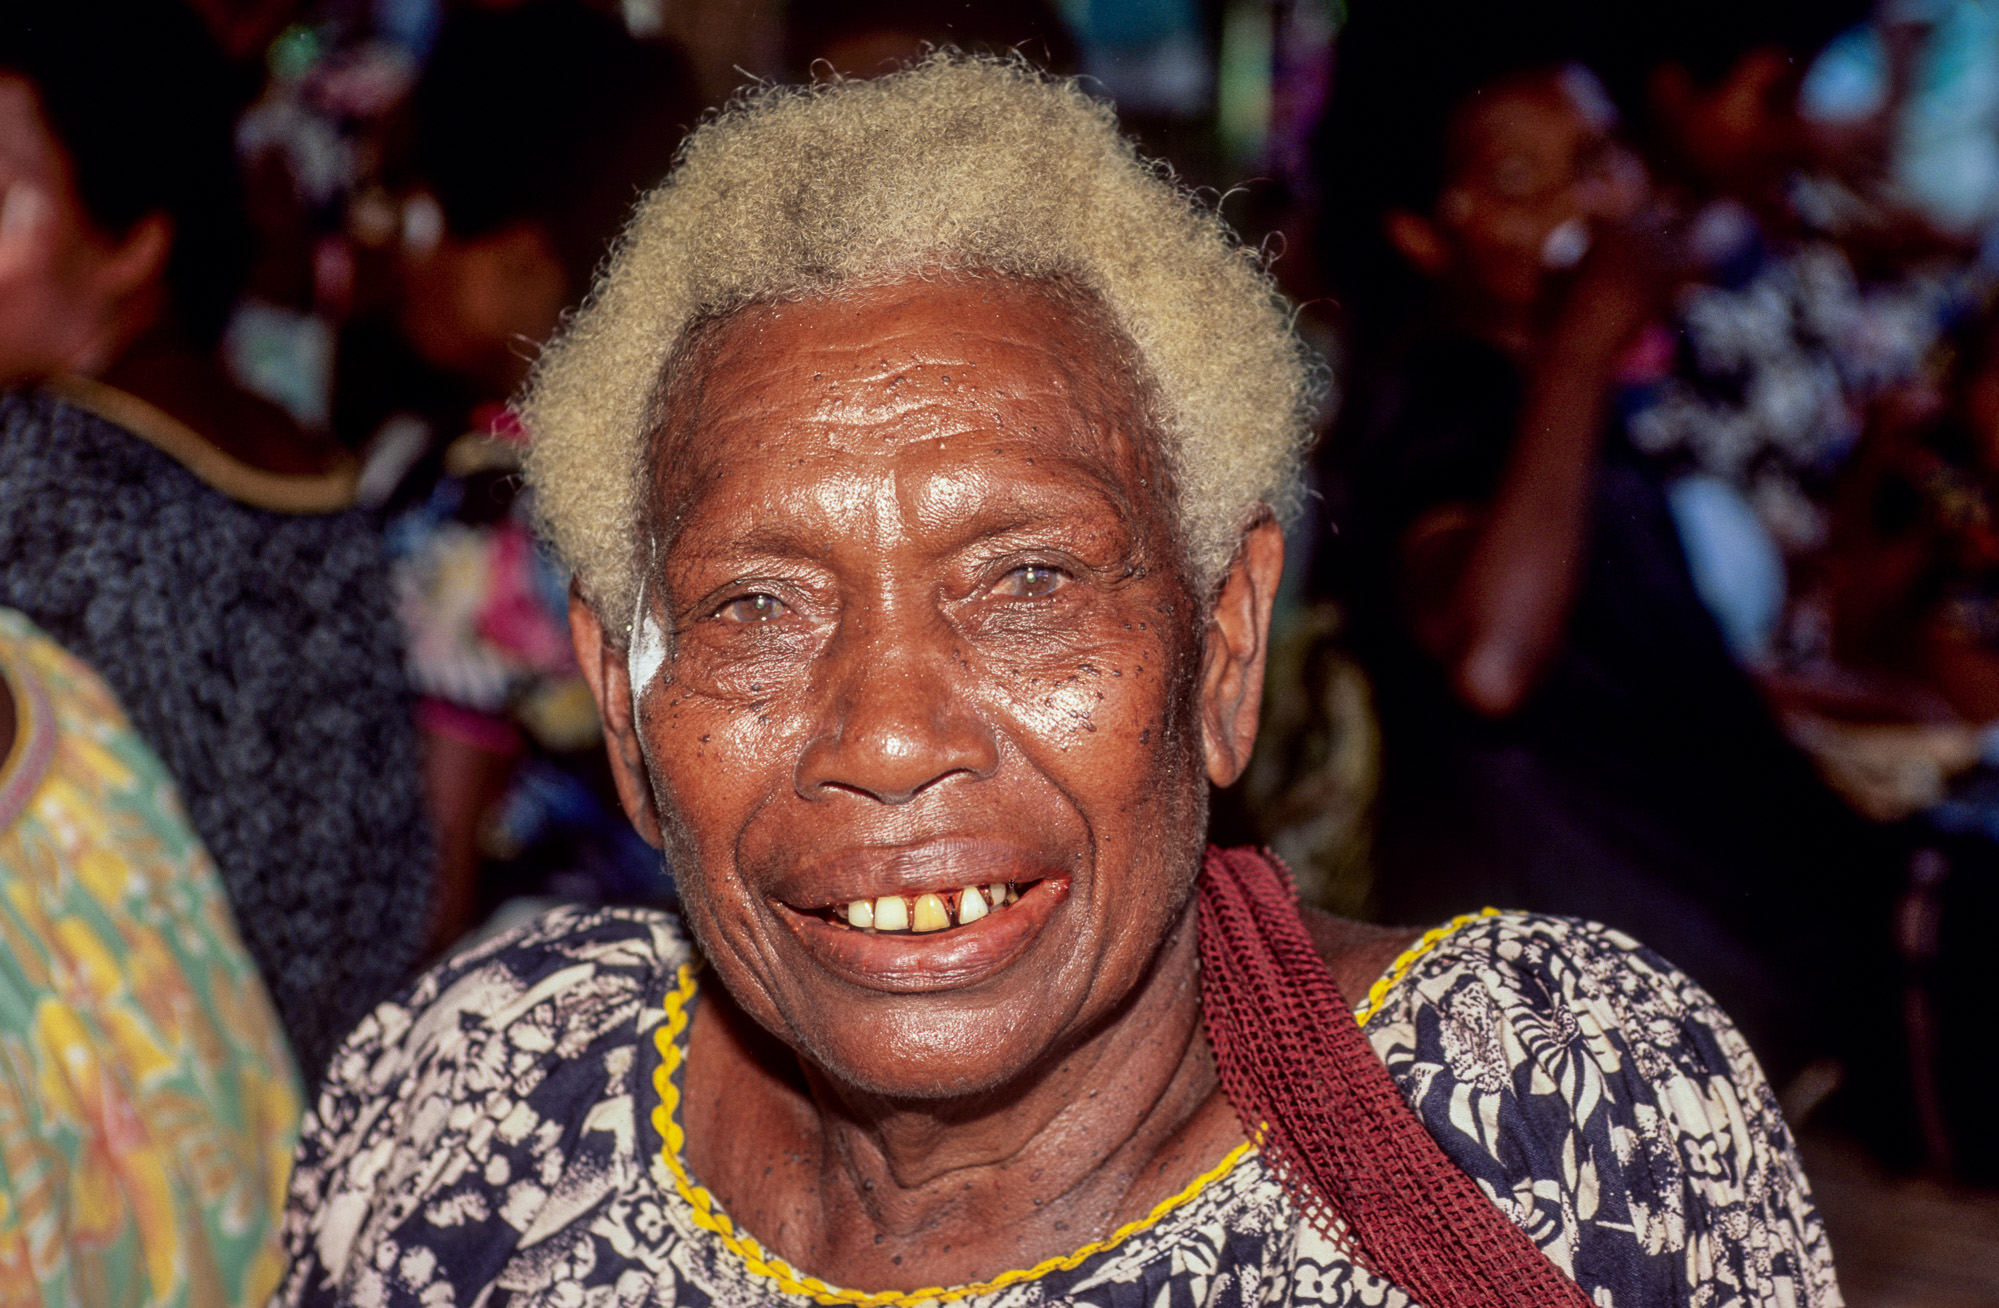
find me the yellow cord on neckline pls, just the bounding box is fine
[1351,909,1497,1025]
[648,908,1488,1305]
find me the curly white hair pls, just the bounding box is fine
[522,53,1322,628]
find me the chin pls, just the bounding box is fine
[792,996,1084,1103]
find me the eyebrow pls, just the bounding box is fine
[671,476,1150,574]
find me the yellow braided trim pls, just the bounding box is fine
[0,638,37,789]
[48,374,360,513]
[651,960,1254,1306]
[1349,908,1498,1025]
[0,625,52,833]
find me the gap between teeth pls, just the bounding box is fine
[841,884,1018,933]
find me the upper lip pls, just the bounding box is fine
[766,837,1061,912]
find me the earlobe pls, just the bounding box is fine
[569,585,666,846]
[1198,518,1285,788]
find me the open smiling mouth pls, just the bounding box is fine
[775,871,1068,989]
[815,882,1030,934]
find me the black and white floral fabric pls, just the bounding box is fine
[1624,213,1960,562]
[273,906,1841,1307]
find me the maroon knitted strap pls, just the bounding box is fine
[1197,845,1594,1308]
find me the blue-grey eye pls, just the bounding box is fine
[719,593,787,623]
[1003,565,1065,598]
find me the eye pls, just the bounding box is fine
[716,593,788,623]
[997,564,1067,599]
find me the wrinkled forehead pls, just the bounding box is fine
[638,274,1177,555]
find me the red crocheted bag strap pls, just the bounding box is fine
[1196,845,1594,1308]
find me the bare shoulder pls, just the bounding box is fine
[1299,905,1425,1011]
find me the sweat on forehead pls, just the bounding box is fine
[636,275,1173,549]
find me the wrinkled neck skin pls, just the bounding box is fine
[682,889,1240,1289]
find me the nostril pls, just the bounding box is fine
[796,722,1000,804]
[807,763,985,806]
[795,628,1001,802]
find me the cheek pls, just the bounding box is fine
[980,616,1204,816]
[1463,220,1553,304]
[1485,209,1554,264]
[0,222,90,353]
[633,635,813,902]
[636,677,805,1005]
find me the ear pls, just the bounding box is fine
[97,212,171,299]
[1384,209,1450,277]
[1198,516,1285,787]
[569,584,665,847]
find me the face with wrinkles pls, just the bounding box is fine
[580,275,1268,1100]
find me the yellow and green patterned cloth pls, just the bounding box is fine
[0,607,301,1307]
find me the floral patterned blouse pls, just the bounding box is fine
[0,607,302,1306]
[273,904,1840,1307]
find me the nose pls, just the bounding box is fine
[794,603,1000,804]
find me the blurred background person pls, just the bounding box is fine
[1313,0,1889,1088]
[0,0,432,1081]
[0,604,300,1307]
[1596,0,1971,679]
[1828,301,1999,723]
[0,4,338,476]
[1580,0,1999,1172]
[335,0,695,949]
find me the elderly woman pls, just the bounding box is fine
[274,59,1837,1307]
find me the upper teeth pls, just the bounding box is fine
[841,884,1016,932]
[911,893,949,932]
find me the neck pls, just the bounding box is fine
[97,326,344,477]
[70,280,169,378]
[682,902,1244,1291]
[1439,292,1543,364]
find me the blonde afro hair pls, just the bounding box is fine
[522,53,1322,627]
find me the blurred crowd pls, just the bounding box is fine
[2,0,1999,1298]
[1296,0,1999,1187]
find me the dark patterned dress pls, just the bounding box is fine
[0,387,433,1078]
[273,905,1841,1306]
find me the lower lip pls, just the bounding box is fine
[774,878,1072,992]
